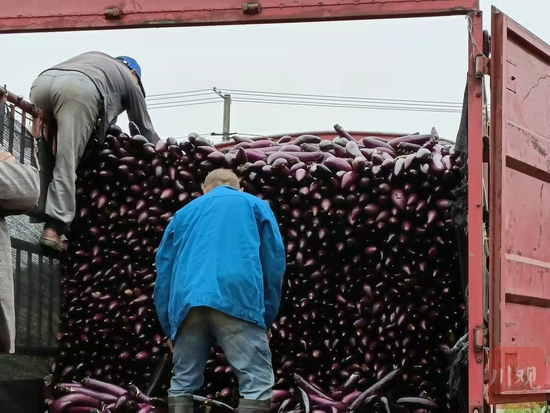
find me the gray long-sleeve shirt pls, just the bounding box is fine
[41,51,160,144]
[0,146,40,353]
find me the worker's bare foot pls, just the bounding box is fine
[40,228,67,252]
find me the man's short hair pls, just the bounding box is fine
[203,168,240,190]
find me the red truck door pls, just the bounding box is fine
[488,5,550,404]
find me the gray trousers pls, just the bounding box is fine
[30,70,101,227]
[170,307,274,400]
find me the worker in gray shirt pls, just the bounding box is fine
[30,51,160,251]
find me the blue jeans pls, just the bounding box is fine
[169,307,274,401]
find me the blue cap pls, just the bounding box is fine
[116,55,146,97]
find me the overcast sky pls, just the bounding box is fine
[1,0,548,144]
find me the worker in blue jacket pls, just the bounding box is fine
[154,168,286,413]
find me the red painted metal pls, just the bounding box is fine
[0,84,42,119]
[0,0,479,33]
[0,84,41,139]
[466,10,486,413]
[488,5,550,404]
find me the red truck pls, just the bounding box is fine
[1,1,550,412]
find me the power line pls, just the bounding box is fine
[147,97,461,113]
[144,87,464,115]
[223,88,462,107]
[146,91,213,102]
[147,99,221,110]
[146,95,461,112]
[146,88,213,98]
[231,98,461,113]
[145,87,463,108]
[148,96,220,106]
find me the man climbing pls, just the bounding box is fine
[30,51,160,251]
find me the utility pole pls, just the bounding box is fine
[213,87,231,142]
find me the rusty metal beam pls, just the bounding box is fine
[0,84,42,118]
[465,9,485,413]
[0,0,479,34]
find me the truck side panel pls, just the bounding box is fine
[489,6,550,404]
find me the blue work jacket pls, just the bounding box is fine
[154,185,286,341]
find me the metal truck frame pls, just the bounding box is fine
[2,1,550,411]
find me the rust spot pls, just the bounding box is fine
[531,137,547,157]
[104,7,123,19]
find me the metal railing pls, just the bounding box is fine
[1,84,60,356]
[10,238,61,356]
[0,84,41,152]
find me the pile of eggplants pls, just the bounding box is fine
[44,374,241,413]
[44,375,169,413]
[51,122,465,413]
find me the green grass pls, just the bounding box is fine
[502,403,549,413]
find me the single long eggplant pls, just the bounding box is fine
[48,394,101,413]
[345,141,363,158]
[333,124,355,141]
[387,134,435,149]
[323,157,352,172]
[395,397,438,410]
[114,392,134,410]
[380,397,393,413]
[69,387,118,403]
[294,374,334,401]
[268,151,323,164]
[347,368,402,411]
[193,395,236,412]
[362,137,394,151]
[294,134,322,145]
[297,386,311,413]
[81,378,126,397]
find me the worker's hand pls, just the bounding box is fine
[0,150,16,163]
[167,339,174,353]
